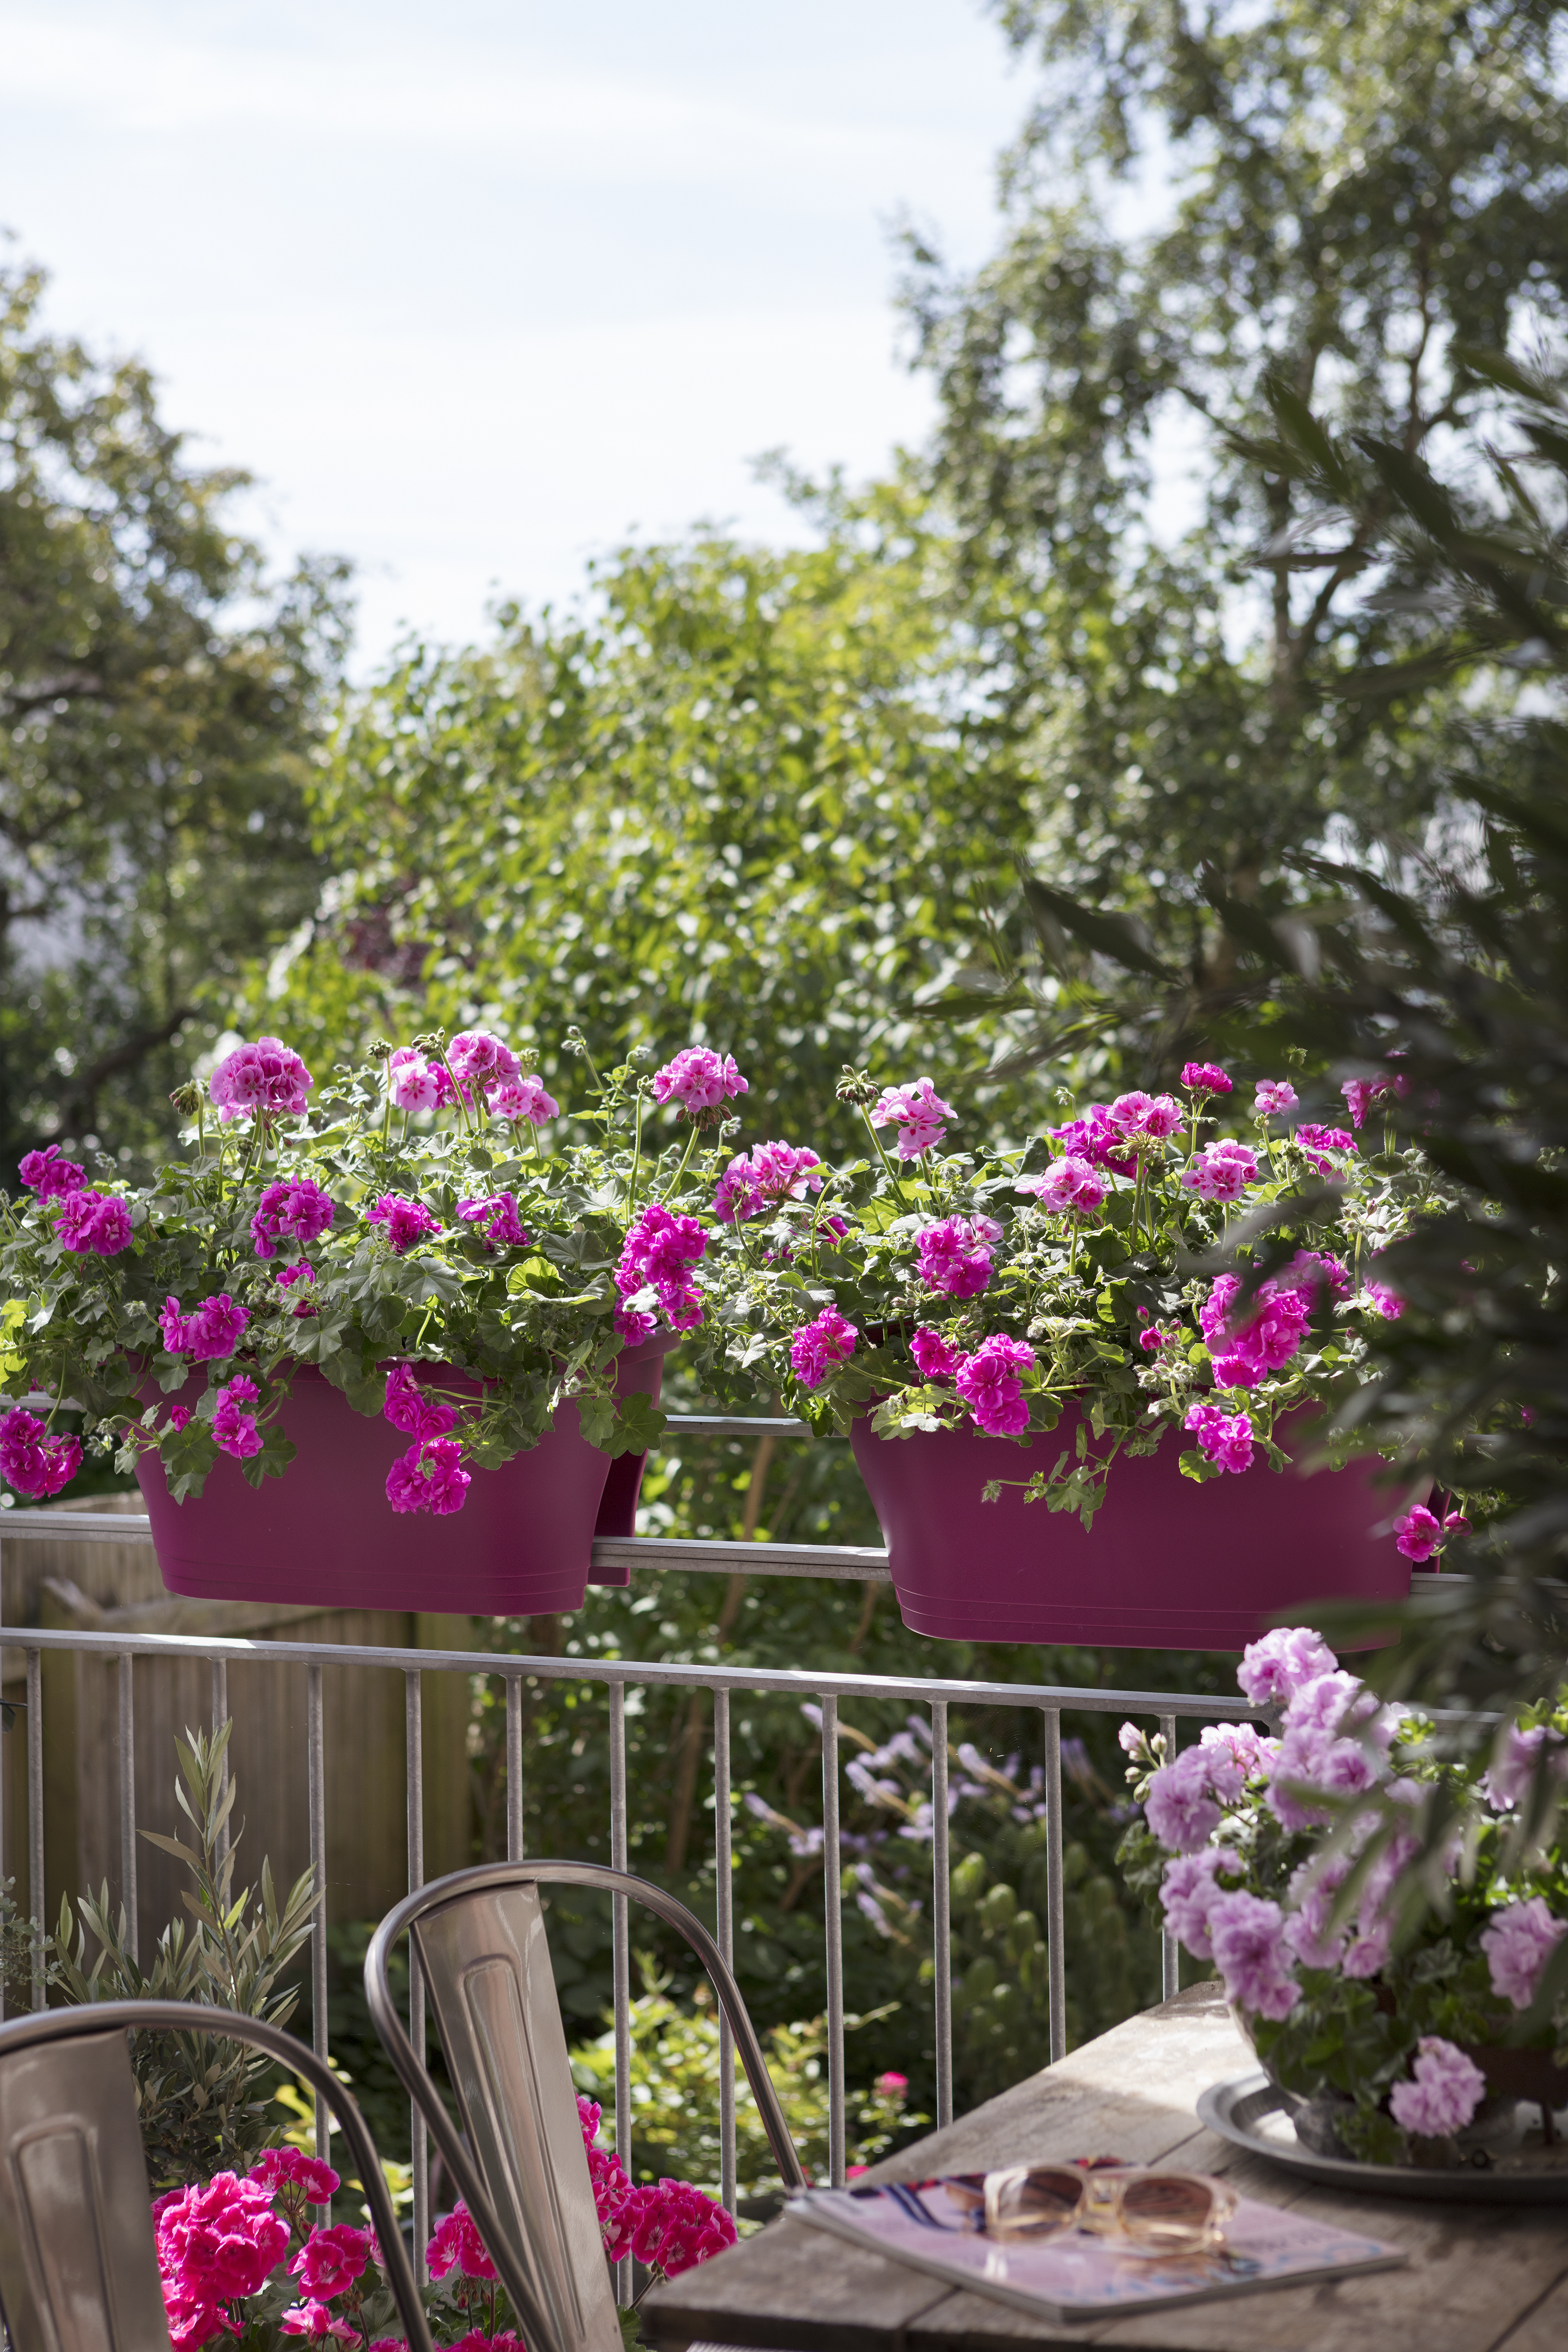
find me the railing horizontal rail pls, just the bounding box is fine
[0,1621,1265,1715]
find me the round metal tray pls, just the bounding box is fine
[1197,2071,1568,2204]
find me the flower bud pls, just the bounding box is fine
[168,1082,201,1116]
[835,1064,880,1109]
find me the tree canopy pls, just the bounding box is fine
[253,519,1031,1148]
[0,260,350,1178]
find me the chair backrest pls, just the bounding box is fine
[365,1861,808,2352]
[0,2002,432,2352]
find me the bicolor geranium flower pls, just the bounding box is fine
[868,1078,955,1159]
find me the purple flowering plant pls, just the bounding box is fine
[701,1057,1439,1530]
[1117,1627,1568,2165]
[0,1023,764,1513]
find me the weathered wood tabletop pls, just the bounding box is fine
[642,1983,1568,2352]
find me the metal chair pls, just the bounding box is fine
[0,1999,433,2352]
[365,1860,808,2352]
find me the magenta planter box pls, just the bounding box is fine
[851,1412,1415,1650]
[135,1341,671,1616]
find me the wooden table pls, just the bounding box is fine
[642,1983,1568,2351]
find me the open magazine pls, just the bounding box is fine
[788,2172,1406,2324]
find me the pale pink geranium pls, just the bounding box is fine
[251,1178,336,1259]
[1018,1155,1107,1216]
[1253,1079,1298,1115]
[1179,1140,1257,1202]
[1184,1401,1255,1473]
[55,1187,133,1254]
[713,1141,824,1223]
[955,1333,1036,1436]
[1480,1897,1568,2009]
[18,1144,85,1199]
[1109,1090,1183,1140]
[388,1048,441,1113]
[915,1215,1000,1298]
[910,1326,963,1380]
[1266,1670,1390,1831]
[161,1291,250,1361]
[208,1036,313,1123]
[1206,1891,1300,2020]
[367,1194,442,1255]
[1180,1062,1232,1094]
[868,1077,954,1159]
[1388,2038,1486,2139]
[456,1191,527,1249]
[652,1047,748,1119]
[1158,1848,1240,1958]
[789,1306,858,1389]
[0,1407,82,1499]
[1199,1272,1309,1387]
[1482,1722,1567,1811]
[1200,1720,1277,1778]
[212,1375,263,1460]
[1236,1625,1337,1708]
[1144,1742,1245,1853]
[487,1074,559,1123]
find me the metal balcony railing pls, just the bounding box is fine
[0,1433,1342,2296]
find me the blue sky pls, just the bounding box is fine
[2,1,1027,666]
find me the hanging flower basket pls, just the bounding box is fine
[851,1408,1417,1649]
[135,1334,676,1615]
[0,1025,763,1612]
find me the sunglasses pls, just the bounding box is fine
[938,2164,1237,2253]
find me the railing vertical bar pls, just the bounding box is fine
[505,1674,524,1863]
[930,1698,951,2131]
[609,1678,631,2307]
[406,1670,427,2283]
[1042,1706,1066,2064]
[307,1661,330,2223]
[211,1658,230,1872]
[118,1652,138,1965]
[821,1693,844,2187]
[1159,1713,1180,2000]
[713,1686,735,2214]
[26,1648,42,2010]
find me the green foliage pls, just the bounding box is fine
[247,524,1031,1148]
[0,259,351,1180]
[569,1966,923,2194]
[898,0,1568,1069]
[46,1723,316,2188]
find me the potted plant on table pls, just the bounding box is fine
[1117,1625,1568,2167]
[700,1059,1448,1646]
[0,1028,753,1614]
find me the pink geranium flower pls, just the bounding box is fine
[1184,1401,1255,1473]
[279,2302,357,2341]
[427,2200,496,2281]
[651,1047,748,1119]
[1049,1105,1138,1178]
[1199,1272,1309,1386]
[289,2225,370,2298]
[383,1364,460,1440]
[367,1194,442,1254]
[1389,2038,1486,2139]
[55,1187,133,1255]
[1109,1090,1182,1140]
[1480,1897,1567,2009]
[1178,1140,1258,1203]
[0,1407,82,1499]
[456,1191,527,1249]
[1205,1891,1299,2020]
[208,1036,313,1123]
[251,1179,336,1259]
[388,1048,441,1113]
[386,1436,471,1516]
[161,1292,250,1362]
[487,1074,559,1123]
[18,1144,86,1199]
[914,1216,999,1298]
[248,2150,339,2204]
[868,1078,954,1159]
[1291,1122,1357,1175]
[789,1307,858,1389]
[1018,1155,1107,1216]
[713,1141,824,1223]
[1159,1848,1239,1959]
[212,1375,263,1461]
[1180,1062,1232,1093]
[617,1201,706,1332]
[955,1333,1036,1436]
[447,1031,521,1101]
[910,1326,962,1380]
[1253,1079,1298,1115]
[1236,1625,1337,1708]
